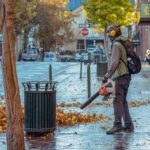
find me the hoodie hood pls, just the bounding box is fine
[114,35,127,42]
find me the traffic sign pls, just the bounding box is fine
[79,23,96,28]
[81,28,89,36]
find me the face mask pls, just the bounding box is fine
[108,36,115,43]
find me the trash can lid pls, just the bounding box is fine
[22,81,58,91]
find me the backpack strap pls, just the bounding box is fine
[120,57,127,67]
[115,40,128,68]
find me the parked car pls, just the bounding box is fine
[44,52,57,62]
[87,47,97,54]
[75,53,82,62]
[21,48,39,61]
[93,49,106,62]
[59,50,75,62]
[60,55,75,62]
[93,49,106,56]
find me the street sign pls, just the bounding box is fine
[79,24,91,28]
[139,3,150,25]
[79,23,96,28]
[81,28,89,36]
[141,3,150,18]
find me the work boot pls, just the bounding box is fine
[124,123,134,132]
[106,126,123,134]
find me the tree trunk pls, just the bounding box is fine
[1,1,25,150]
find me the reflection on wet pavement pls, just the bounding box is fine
[24,125,150,150]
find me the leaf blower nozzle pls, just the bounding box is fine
[80,80,115,109]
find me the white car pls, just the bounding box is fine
[75,53,82,62]
[87,48,98,54]
[44,52,57,62]
[21,48,39,61]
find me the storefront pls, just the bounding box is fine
[138,1,150,60]
[77,27,104,52]
[77,39,104,51]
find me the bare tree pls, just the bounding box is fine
[0,0,25,149]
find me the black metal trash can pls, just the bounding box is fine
[22,81,57,134]
[146,58,150,65]
[93,54,100,64]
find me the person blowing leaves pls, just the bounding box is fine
[103,25,134,134]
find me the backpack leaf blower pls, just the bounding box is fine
[80,80,115,109]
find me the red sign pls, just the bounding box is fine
[81,28,89,36]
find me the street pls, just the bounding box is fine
[0,62,150,149]
[0,0,150,149]
[0,62,78,104]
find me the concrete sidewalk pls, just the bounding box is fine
[1,63,150,150]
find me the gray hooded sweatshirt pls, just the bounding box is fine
[105,35,129,80]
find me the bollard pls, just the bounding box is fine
[80,57,83,79]
[49,64,52,87]
[88,53,91,64]
[87,63,91,98]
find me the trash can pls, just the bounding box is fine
[93,54,100,64]
[97,62,108,78]
[22,81,57,134]
[146,58,150,65]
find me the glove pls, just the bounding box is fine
[102,77,108,84]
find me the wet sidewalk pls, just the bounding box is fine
[1,63,150,150]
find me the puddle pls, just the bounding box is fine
[141,91,150,94]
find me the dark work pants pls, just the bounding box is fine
[113,74,133,127]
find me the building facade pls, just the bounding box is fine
[64,0,104,52]
[66,0,150,60]
[137,0,150,60]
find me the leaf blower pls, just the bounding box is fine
[80,80,115,109]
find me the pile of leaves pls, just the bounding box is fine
[0,106,6,133]
[0,106,110,133]
[1,100,150,133]
[129,101,148,107]
[56,108,109,126]
[57,102,81,108]
[57,101,150,108]
[57,101,112,108]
